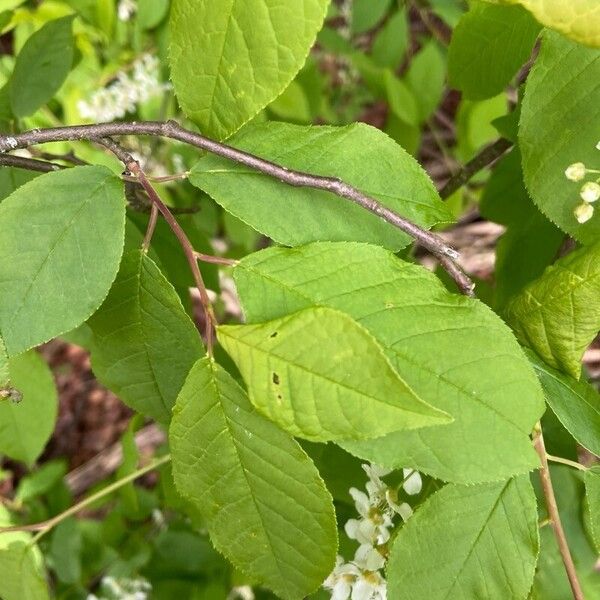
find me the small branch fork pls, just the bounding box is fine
[97,137,217,354]
[533,423,585,600]
[0,120,474,296]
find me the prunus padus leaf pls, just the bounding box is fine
[169,0,329,140]
[170,357,337,600]
[0,166,125,356]
[0,506,49,600]
[519,31,600,243]
[584,466,600,552]
[528,350,600,456]
[506,240,600,379]
[89,251,204,423]
[233,242,544,483]
[9,15,75,117]
[484,0,600,47]
[0,167,38,202]
[0,351,57,466]
[387,476,539,599]
[190,122,452,250]
[217,306,449,442]
[0,337,7,387]
[448,1,540,100]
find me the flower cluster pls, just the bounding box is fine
[565,142,600,224]
[87,576,151,600]
[323,464,422,600]
[77,54,170,123]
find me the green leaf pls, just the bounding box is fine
[0,506,49,600]
[169,357,337,599]
[528,351,600,456]
[49,519,82,584]
[371,9,408,68]
[0,337,7,387]
[484,0,600,47]
[169,0,329,140]
[89,251,204,423]
[0,351,57,466]
[0,167,38,202]
[479,148,563,307]
[234,242,544,483]
[0,166,126,356]
[15,460,67,503]
[406,40,446,121]
[584,466,600,552]
[387,476,539,599]
[532,466,600,598]
[217,307,449,442]
[519,31,600,243]
[505,240,600,378]
[9,15,75,117]
[190,122,452,250]
[448,1,540,100]
[351,0,391,34]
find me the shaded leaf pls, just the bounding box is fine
[9,15,75,117]
[584,466,600,552]
[449,1,540,99]
[506,240,600,378]
[0,351,57,466]
[529,350,600,456]
[89,251,204,423]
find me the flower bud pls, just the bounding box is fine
[565,162,586,181]
[580,181,600,203]
[574,202,594,223]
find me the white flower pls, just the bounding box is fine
[354,544,386,571]
[580,181,600,203]
[596,141,600,150]
[118,0,137,21]
[350,570,387,600]
[323,556,360,600]
[402,468,422,496]
[78,54,170,123]
[227,585,254,600]
[574,202,594,223]
[565,162,587,181]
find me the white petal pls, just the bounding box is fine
[344,519,361,541]
[332,579,352,600]
[565,162,586,181]
[349,488,371,517]
[402,469,423,496]
[351,579,374,600]
[354,544,385,571]
[581,182,600,203]
[396,502,413,522]
[575,202,594,223]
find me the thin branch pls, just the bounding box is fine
[30,149,88,166]
[0,153,64,173]
[96,137,217,353]
[194,251,239,267]
[0,454,171,541]
[439,138,513,199]
[533,423,584,600]
[0,120,473,295]
[546,454,587,472]
[142,203,159,251]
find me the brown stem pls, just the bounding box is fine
[533,423,584,600]
[439,138,513,199]
[142,203,159,251]
[97,138,216,354]
[194,251,239,267]
[0,120,472,295]
[0,153,64,173]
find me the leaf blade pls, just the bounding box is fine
[169,357,337,599]
[217,306,449,442]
